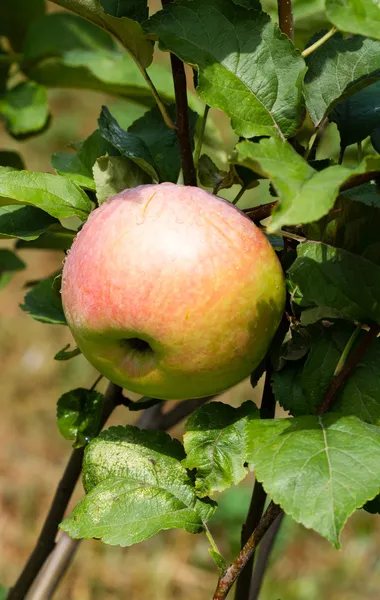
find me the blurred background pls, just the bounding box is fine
[1,1,380,599]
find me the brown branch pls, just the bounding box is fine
[213,502,283,600]
[339,171,380,192]
[318,324,380,415]
[169,54,197,186]
[277,0,294,41]
[8,383,123,600]
[243,202,278,223]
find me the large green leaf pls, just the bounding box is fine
[183,401,259,497]
[145,0,306,138]
[98,106,158,180]
[0,81,49,139]
[235,138,380,231]
[0,205,57,240]
[0,0,45,51]
[330,81,380,148]
[20,275,67,325]
[0,249,25,289]
[50,0,153,67]
[57,388,104,448]
[304,34,380,127]
[326,0,380,40]
[61,426,216,546]
[93,155,151,205]
[99,0,148,22]
[247,414,380,547]
[0,168,92,221]
[288,241,380,324]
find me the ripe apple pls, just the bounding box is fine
[61,183,285,399]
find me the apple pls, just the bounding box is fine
[61,183,285,399]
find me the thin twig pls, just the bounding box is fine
[277,0,294,41]
[194,105,210,169]
[249,513,285,600]
[318,324,380,415]
[213,502,283,600]
[26,396,212,599]
[139,67,175,130]
[301,27,337,58]
[243,202,277,223]
[8,383,123,600]
[232,183,250,206]
[169,54,197,186]
[234,368,276,600]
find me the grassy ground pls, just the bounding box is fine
[1,73,380,600]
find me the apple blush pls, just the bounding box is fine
[61,183,285,399]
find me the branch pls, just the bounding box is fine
[25,396,212,599]
[213,502,283,600]
[249,512,284,600]
[318,324,380,415]
[170,54,197,186]
[277,0,294,41]
[243,202,278,223]
[8,383,123,600]
[234,368,276,600]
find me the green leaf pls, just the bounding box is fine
[93,155,151,204]
[246,414,380,547]
[0,150,25,170]
[0,0,45,51]
[128,104,197,183]
[16,229,75,251]
[98,106,158,180]
[0,168,92,221]
[342,182,380,208]
[0,249,25,289]
[145,0,306,138]
[51,129,119,190]
[99,0,148,22]
[50,0,153,68]
[288,241,380,324]
[0,584,8,600]
[0,81,50,139]
[198,155,238,193]
[363,495,380,514]
[304,33,380,127]
[57,388,104,447]
[330,81,380,148]
[20,274,67,325]
[326,0,380,40]
[54,344,81,361]
[235,138,380,231]
[61,426,216,546]
[371,127,380,153]
[183,401,259,497]
[0,205,57,240]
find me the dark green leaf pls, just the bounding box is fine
[93,155,151,204]
[54,344,81,361]
[0,249,25,289]
[246,414,380,547]
[342,182,380,208]
[99,0,148,22]
[0,168,92,220]
[98,106,158,180]
[198,155,237,193]
[363,495,380,514]
[20,274,67,325]
[0,0,45,51]
[288,241,380,324]
[304,33,380,127]
[183,401,259,497]
[50,0,153,67]
[57,388,104,447]
[61,426,216,545]
[0,205,57,240]
[326,0,380,40]
[145,0,306,138]
[371,126,380,153]
[0,151,25,170]
[0,81,49,139]
[16,230,75,251]
[330,81,380,147]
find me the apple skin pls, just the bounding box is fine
[61,183,285,399]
